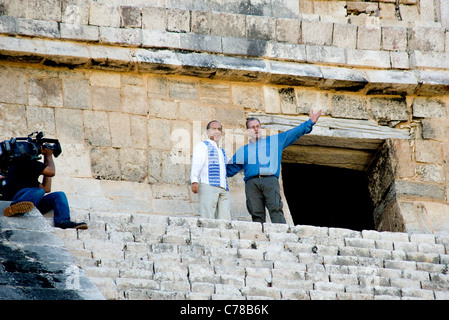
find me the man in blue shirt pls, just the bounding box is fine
[227,109,321,223]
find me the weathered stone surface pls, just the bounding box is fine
[89,3,120,28]
[408,27,445,52]
[99,26,142,46]
[0,66,28,105]
[119,6,142,28]
[302,20,333,46]
[382,27,407,51]
[60,23,99,42]
[45,207,449,300]
[357,26,381,50]
[333,23,357,49]
[415,140,443,163]
[119,148,148,182]
[422,119,449,141]
[306,45,346,65]
[395,180,445,200]
[331,94,369,119]
[369,97,408,121]
[365,69,418,95]
[275,18,301,43]
[166,8,190,33]
[346,49,391,69]
[412,51,449,70]
[0,0,447,274]
[90,147,121,180]
[16,18,60,38]
[0,15,16,34]
[412,97,446,118]
[84,111,111,147]
[0,31,447,94]
[0,204,104,300]
[28,76,63,107]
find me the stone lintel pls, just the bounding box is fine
[252,113,411,141]
[251,113,410,171]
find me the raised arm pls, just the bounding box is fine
[280,109,322,149]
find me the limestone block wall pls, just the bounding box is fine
[1,62,448,230]
[0,64,250,218]
[0,0,448,234]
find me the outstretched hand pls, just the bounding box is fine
[310,109,322,124]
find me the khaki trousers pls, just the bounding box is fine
[198,183,231,220]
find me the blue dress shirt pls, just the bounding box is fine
[227,119,315,181]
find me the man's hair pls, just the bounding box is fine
[206,120,222,130]
[246,117,261,129]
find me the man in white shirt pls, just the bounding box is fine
[191,120,231,220]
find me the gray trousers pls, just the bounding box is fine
[198,183,231,220]
[244,176,286,223]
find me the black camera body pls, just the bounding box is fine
[0,132,62,173]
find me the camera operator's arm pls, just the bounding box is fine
[41,146,55,177]
[40,146,55,193]
[41,176,52,193]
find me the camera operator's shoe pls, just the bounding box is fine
[3,201,34,217]
[55,221,88,230]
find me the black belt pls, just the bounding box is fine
[246,175,275,181]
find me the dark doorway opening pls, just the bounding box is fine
[281,163,375,231]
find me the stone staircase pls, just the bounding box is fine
[55,209,449,300]
[0,202,104,300]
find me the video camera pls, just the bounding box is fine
[0,132,62,173]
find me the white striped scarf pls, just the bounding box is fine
[203,140,228,191]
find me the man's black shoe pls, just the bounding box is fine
[55,221,88,230]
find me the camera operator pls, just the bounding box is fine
[2,144,87,229]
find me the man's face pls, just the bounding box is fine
[207,121,223,142]
[247,119,261,141]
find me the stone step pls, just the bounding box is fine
[55,209,449,300]
[0,202,104,300]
